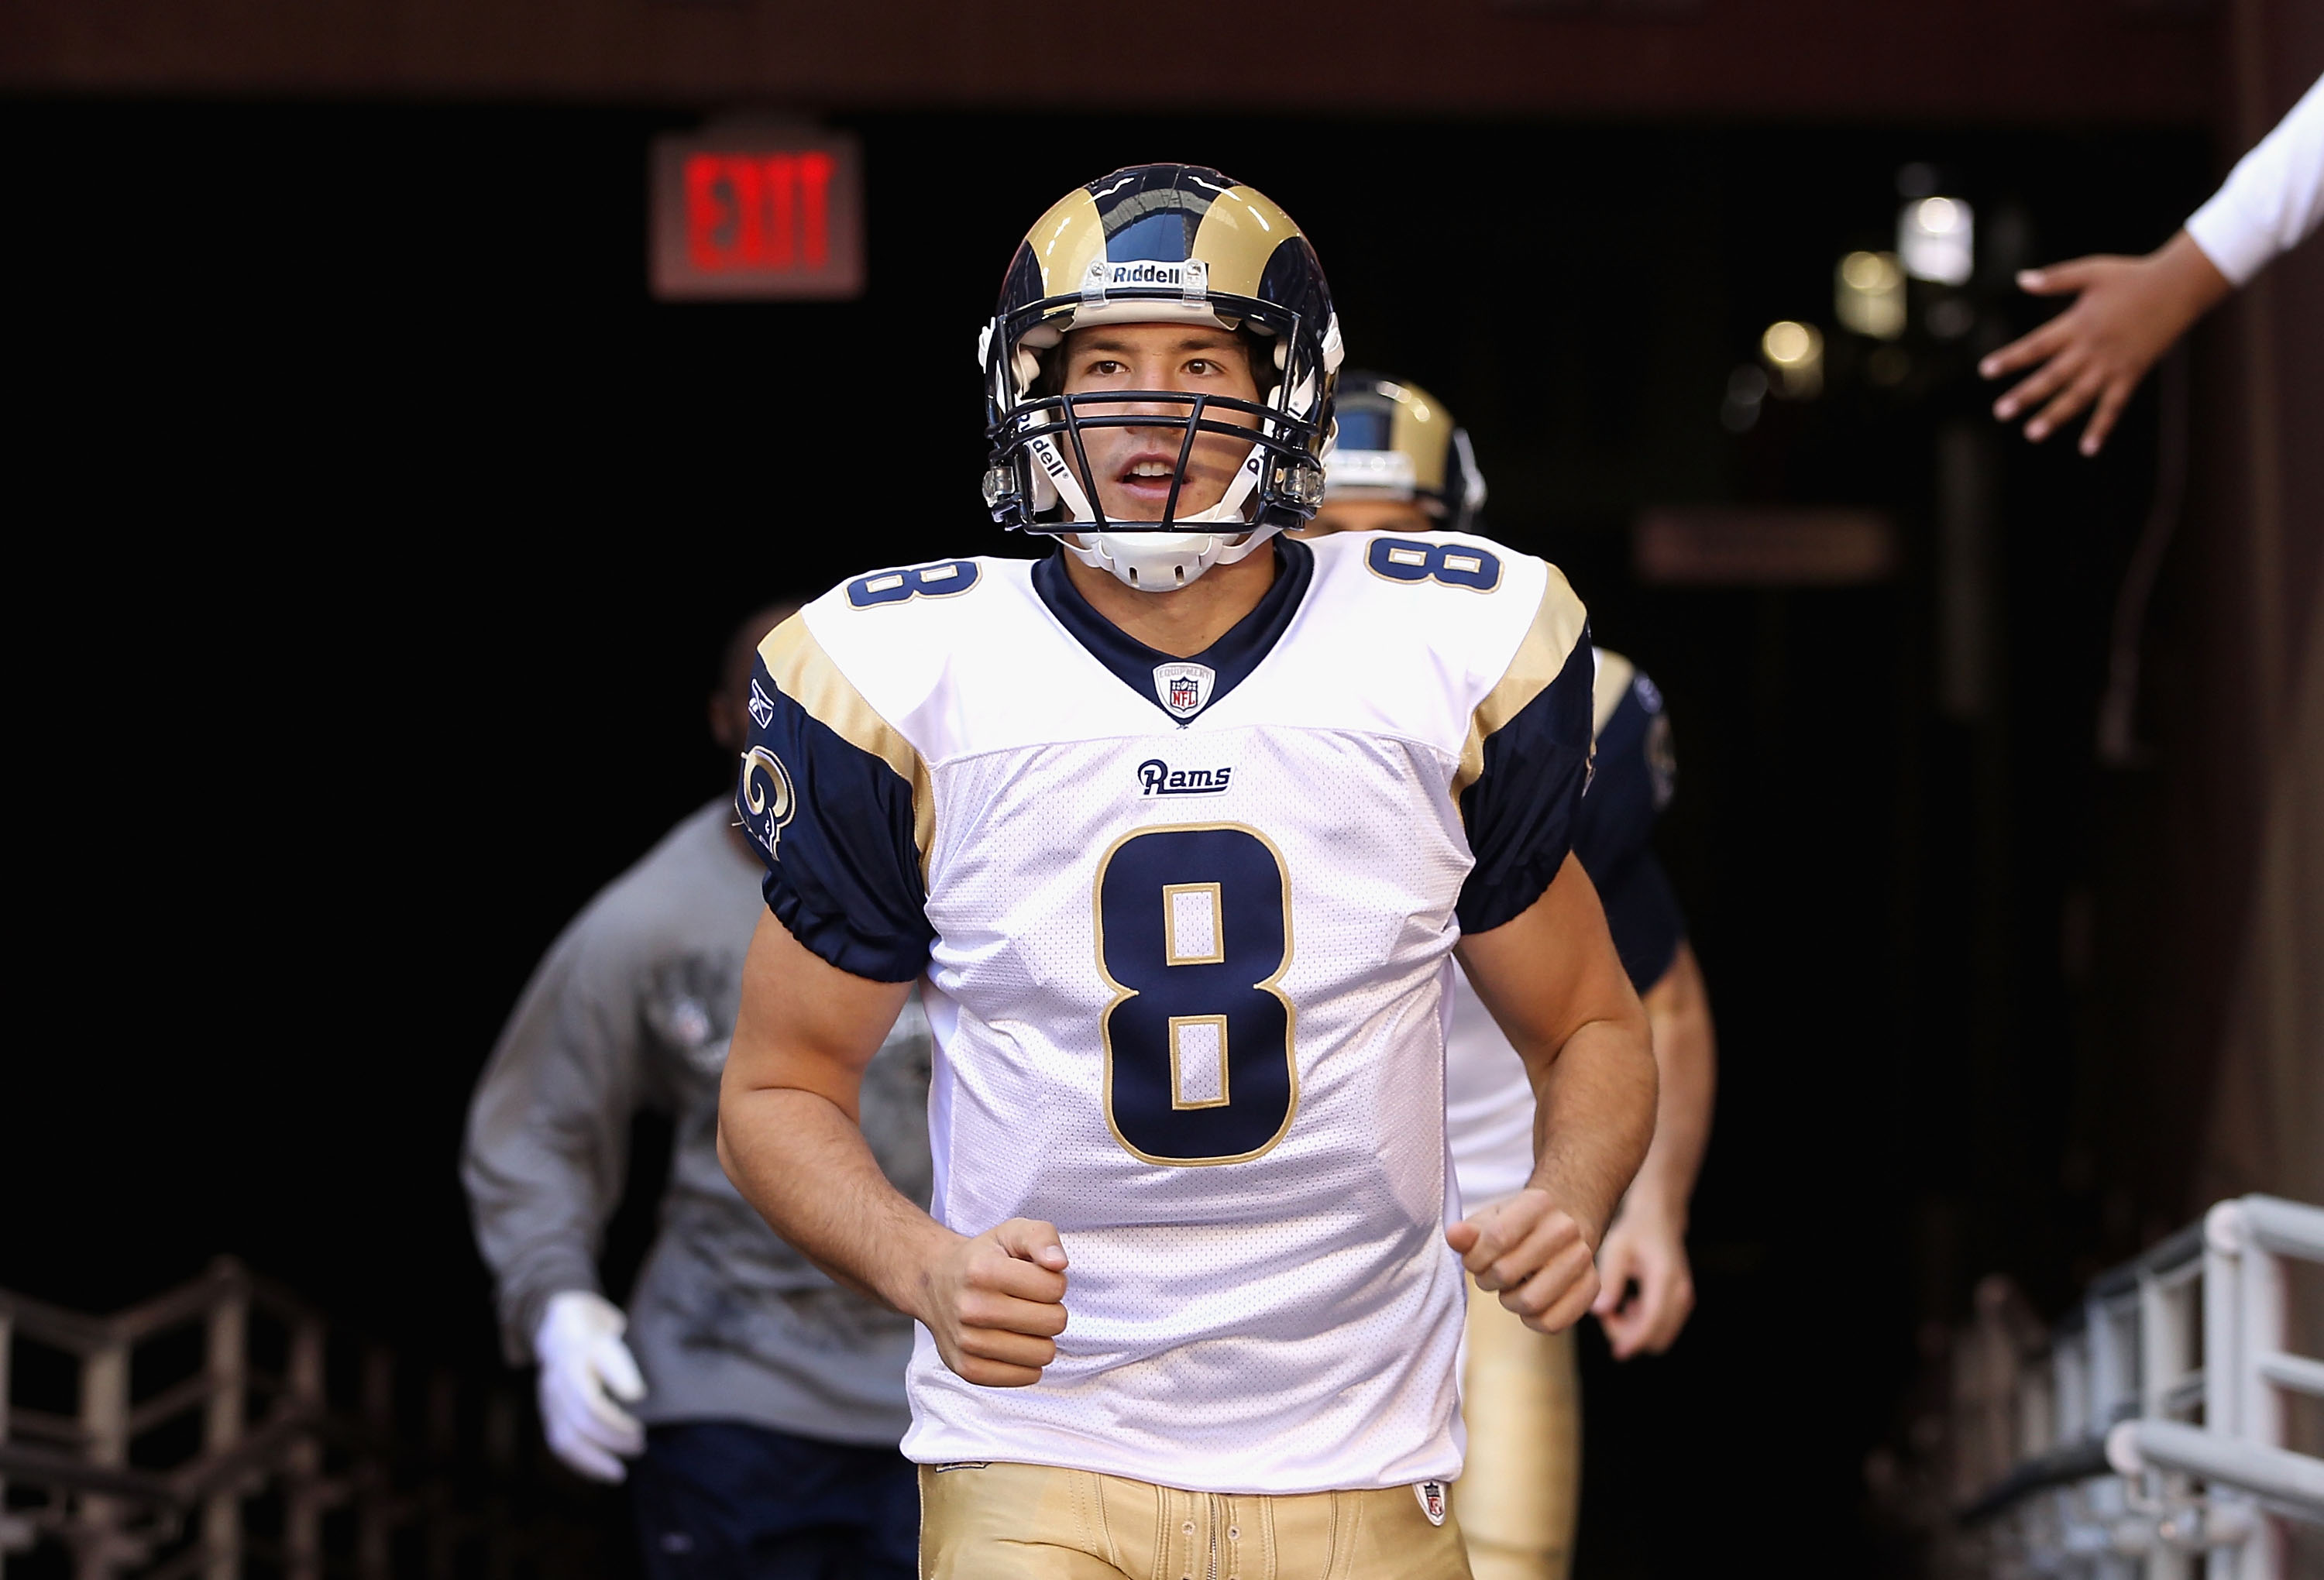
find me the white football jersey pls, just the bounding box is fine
[1444,648,1686,1209]
[738,531,1593,1495]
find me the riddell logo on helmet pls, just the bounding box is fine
[1083,258,1208,294]
[1110,261,1185,285]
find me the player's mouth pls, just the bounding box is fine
[1115,454,1191,509]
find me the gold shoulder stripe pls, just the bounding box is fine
[758,617,936,882]
[1590,647,1636,737]
[1453,567,1590,806]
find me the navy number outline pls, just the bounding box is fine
[1093,823,1298,1166]
[1365,537,1502,592]
[845,559,982,609]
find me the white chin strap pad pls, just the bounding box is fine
[1066,525,1280,592]
[1042,436,1274,591]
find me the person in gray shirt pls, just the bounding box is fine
[463,603,932,1579]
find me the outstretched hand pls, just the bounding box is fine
[1980,230,2230,457]
[1446,1187,1600,1334]
[915,1218,1071,1388]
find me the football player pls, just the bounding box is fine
[716,165,1659,1580]
[1303,374,1717,1580]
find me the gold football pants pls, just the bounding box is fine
[1454,1274,1581,1580]
[918,1460,1473,1580]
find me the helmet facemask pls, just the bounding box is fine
[979,165,1343,589]
[985,298,1334,533]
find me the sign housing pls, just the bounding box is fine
[651,127,863,301]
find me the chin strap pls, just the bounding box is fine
[1028,431,1276,590]
[1064,523,1281,592]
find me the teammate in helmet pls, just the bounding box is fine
[1305,374,1718,1580]
[716,166,1659,1580]
[1305,371,1488,537]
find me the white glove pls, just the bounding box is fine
[533,1290,648,1482]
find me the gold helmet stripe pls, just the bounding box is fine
[1015,177,1311,324]
[1019,185,1108,301]
[1383,380,1453,498]
[1188,183,1309,302]
[1326,376,1458,502]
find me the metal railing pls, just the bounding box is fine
[1955,1194,2324,1578]
[2,1259,599,1579]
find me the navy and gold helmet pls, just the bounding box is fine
[1323,372,1487,534]
[979,164,1344,553]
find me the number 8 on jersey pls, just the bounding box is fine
[1095,824,1298,1166]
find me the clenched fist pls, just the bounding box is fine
[1446,1187,1600,1334]
[912,1218,1071,1387]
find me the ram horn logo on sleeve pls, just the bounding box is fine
[740,745,797,854]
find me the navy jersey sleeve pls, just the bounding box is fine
[1594,853,1685,992]
[1572,669,1686,990]
[736,623,936,983]
[1456,593,1597,933]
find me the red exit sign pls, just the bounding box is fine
[651,129,863,300]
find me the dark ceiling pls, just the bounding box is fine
[3,0,2217,123]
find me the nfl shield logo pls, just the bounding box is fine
[1152,661,1216,721]
[1415,1480,1447,1526]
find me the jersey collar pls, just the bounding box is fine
[1032,538,1315,726]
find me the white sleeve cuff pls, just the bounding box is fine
[2185,74,2324,288]
[2187,195,2278,287]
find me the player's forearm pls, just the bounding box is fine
[1624,941,1716,1227]
[1524,1012,1657,1246]
[717,1086,954,1316]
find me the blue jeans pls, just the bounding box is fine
[631,1422,918,1580]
